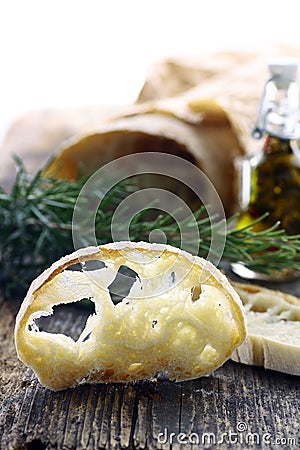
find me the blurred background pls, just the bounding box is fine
[0,0,300,144]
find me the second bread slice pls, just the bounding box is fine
[231,282,300,376]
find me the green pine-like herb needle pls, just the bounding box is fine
[1,157,300,298]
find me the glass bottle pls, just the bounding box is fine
[231,59,300,280]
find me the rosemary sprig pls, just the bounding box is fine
[0,158,135,297]
[1,157,300,298]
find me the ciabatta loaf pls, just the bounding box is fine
[15,242,246,391]
[231,282,300,376]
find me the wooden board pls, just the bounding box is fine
[1,275,299,450]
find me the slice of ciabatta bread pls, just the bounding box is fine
[231,282,300,376]
[15,242,246,391]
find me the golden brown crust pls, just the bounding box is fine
[232,281,300,307]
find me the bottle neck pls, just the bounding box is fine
[264,81,300,139]
[253,76,300,141]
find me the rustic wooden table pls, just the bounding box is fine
[1,267,299,450]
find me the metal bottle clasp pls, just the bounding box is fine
[251,75,275,140]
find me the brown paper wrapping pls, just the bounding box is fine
[1,45,299,215]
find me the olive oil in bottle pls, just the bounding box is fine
[232,59,300,280]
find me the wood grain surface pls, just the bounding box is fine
[1,275,299,450]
